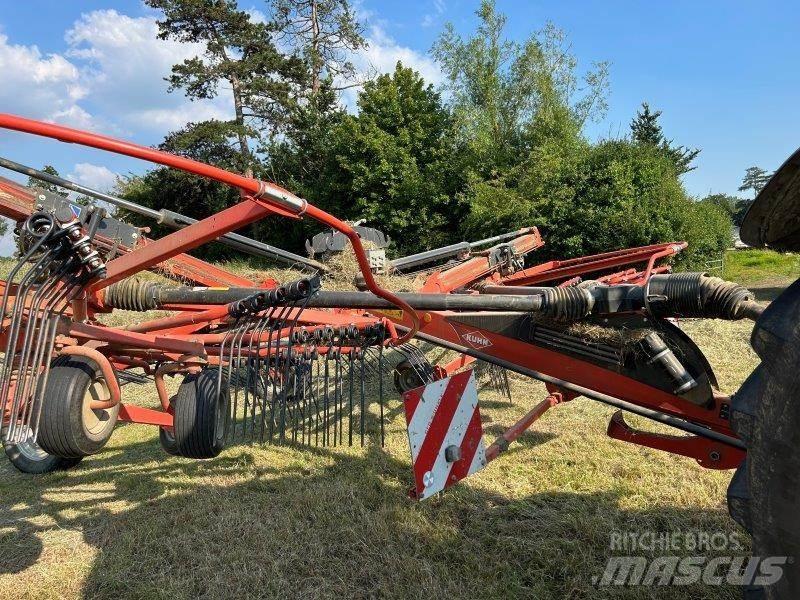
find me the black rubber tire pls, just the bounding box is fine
[393,359,434,395]
[2,427,82,474]
[728,279,800,598]
[158,427,180,456]
[158,395,181,456]
[172,368,229,459]
[37,355,119,458]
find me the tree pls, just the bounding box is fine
[27,165,69,198]
[462,140,730,268]
[738,166,772,197]
[630,102,700,174]
[272,63,465,255]
[700,192,754,226]
[432,1,608,176]
[700,193,738,218]
[145,0,306,176]
[272,0,365,99]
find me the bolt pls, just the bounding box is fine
[445,444,462,463]
[709,451,721,461]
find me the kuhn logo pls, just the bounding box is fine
[461,330,492,349]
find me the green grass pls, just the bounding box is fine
[0,257,771,599]
[724,248,800,288]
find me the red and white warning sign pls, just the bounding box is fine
[403,369,486,500]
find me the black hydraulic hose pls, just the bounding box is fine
[104,281,547,312]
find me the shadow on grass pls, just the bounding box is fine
[749,284,790,302]
[0,429,747,600]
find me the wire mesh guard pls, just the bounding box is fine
[0,207,106,445]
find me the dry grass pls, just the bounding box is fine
[0,256,769,599]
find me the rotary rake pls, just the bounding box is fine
[1,114,798,596]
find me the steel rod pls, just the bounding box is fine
[0,156,328,271]
[139,286,546,312]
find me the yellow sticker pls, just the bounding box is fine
[375,309,404,320]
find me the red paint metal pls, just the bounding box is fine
[606,410,745,469]
[485,392,563,462]
[502,242,686,286]
[421,230,544,293]
[118,404,174,427]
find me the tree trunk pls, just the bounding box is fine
[311,0,321,97]
[230,72,253,178]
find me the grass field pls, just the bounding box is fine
[0,253,789,599]
[724,248,800,300]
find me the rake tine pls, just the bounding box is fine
[256,307,277,444]
[280,297,308,445]
[10,262,67,439]
[313,350,320,446]
[348,347,355,446]
[336,336,345,446]
[2,250,66,439]
[267,304,292,443]
[323,347,330,447]
[360,346,366,447]
[378,336,385,446]
[228,318,250,442]
[502,367,512,401]
[332,348,339,448]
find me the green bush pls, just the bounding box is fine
[462,139,732,269]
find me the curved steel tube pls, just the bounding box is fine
[59,345,121,410]
[0,113,420,343]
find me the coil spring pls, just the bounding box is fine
[542,287,594,321]
[104,277,160,311]
[646,272,754,319]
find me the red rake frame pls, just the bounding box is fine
[0,113,746,490]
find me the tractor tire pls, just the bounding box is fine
[393,359,434,395]
[37,355,119,458]
[728,278,800,598]
[158,395,181,456]
[2,426,83,474]
[171,368,229,459]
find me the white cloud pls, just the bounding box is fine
[421,0,446,28]
[341,23,443,110]
[65,10,232,134]
[68,162,118,193]
[0,33,91,126]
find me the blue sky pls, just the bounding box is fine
[0,0,798,249]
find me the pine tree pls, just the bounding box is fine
[145,0,306,176]
[738,166,772,198]
[629,102,662,146]
[630,102,700,174]
[273,0,365,99]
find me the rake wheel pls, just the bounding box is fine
[172,368,229,459]
[37,355,119,459]
[2,426,83,474]
[393,359,434,394]
[158,395,181,456]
